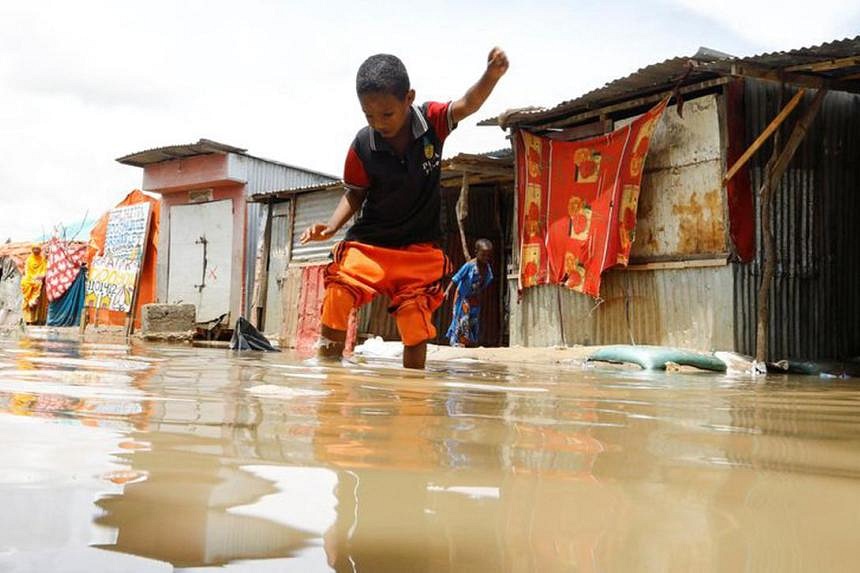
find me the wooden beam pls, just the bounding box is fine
[625,257,728,272]
[543,119,613,141]
[445,162,512,177]
[255,201,274,329]
[769,89,827,181]
[440,176,511,189]
[729,63,860,94]
[784,56,860,73]
[722,88,806,185]
[755,88,827,363]
[628,252,730,265]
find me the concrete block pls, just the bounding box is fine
[141,303,196,335]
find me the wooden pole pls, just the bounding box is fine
[126,208,153,337]
[723,88,805,185]
[755,88,827,363]
[253,201,273,329]
[456,174,471,261]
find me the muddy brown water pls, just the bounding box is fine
[1,329,860,572]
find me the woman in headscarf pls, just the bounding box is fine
[21,245,47,325]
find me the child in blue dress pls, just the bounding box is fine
[445,239,494,347]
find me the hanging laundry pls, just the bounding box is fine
[516,97,669,297]
[44,238,87,302]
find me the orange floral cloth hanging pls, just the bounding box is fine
[516,98,669,297]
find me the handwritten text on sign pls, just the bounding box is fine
[85,202,151,312]
[85,256,139,313]
[104,203,150,261]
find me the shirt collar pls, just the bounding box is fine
[369,105,428,152]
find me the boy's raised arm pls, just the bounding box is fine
[450,47,509,125]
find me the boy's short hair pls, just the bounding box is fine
[356,54,410,99]
[475,238,493,252]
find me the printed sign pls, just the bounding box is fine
[85,203,151,312]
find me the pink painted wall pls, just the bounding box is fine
[143,154,243,193]
[143,154,249,322]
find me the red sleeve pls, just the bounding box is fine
[343,145,370,190]
[424,101,456,143]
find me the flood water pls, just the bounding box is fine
[1,329,859,572]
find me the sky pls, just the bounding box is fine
[1,0,859,241]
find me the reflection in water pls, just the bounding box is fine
[93,433,316,567]
[2,329,860,571]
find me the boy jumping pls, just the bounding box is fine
[301,47,508,369]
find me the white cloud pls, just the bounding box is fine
[666,0,860,49]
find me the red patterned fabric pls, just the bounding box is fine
[44,239,87,302]
[517,98,669,297]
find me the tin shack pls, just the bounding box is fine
[487,37,860,362]
[117,139,336,323]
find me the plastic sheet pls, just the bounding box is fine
[230,317,279,352]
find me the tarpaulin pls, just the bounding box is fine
[230,316,280,352]
[516,98,669,297]
[86,190,160,328]
[44,238,87,302]
[47,268,86,327]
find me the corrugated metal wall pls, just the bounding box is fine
[290,188,347,262]
[509,264,734,349]
[733,83,860,360]
[235,155,336,316]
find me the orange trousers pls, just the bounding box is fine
[322,241,450,346]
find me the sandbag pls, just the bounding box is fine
[588,345,727,372]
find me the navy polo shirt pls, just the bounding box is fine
[342,101,457,247]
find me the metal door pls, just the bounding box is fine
[167,200,233,322]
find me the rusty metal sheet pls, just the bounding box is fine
[633,162,727,257]
[619,94,727,258]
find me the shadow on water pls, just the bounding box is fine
[2,328,860,571]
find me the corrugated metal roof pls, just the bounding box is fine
[249,180,345,202]
[117,138,338,182]
[730,36,860,78]
[116,139,247,167]
[487,36,860,129]
[252,148,517,201]
[484,48,729,128]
